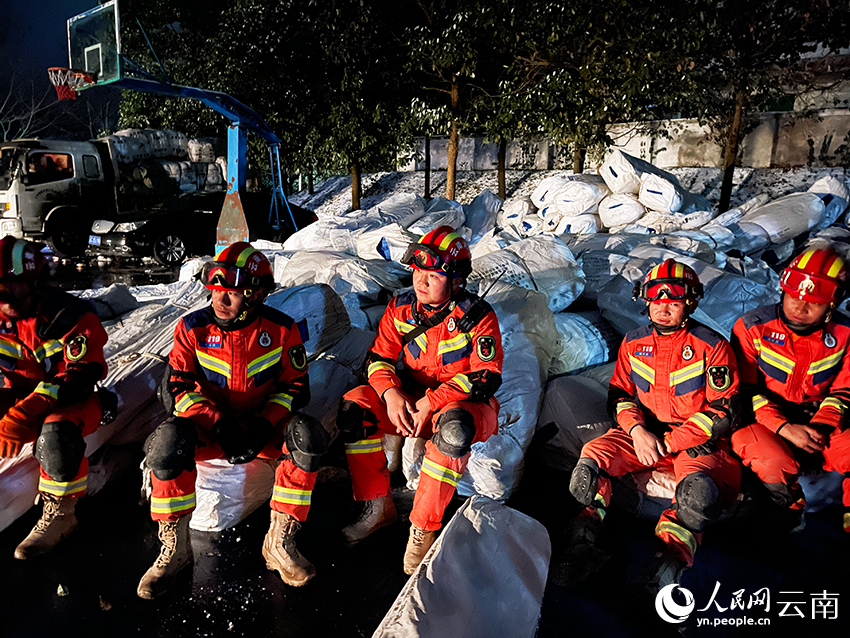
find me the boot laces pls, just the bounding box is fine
[410,526,429,546]
[154,521,180,567]
[34,494,64,532]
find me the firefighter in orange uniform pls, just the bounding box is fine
[338,226,503,574]
[137,242,327,599]
[0,237,109,560]
[569,259,741,592]
[731,246,850,532]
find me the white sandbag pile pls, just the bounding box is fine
[549,311,618,376]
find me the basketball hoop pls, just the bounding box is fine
[47,67,96,101]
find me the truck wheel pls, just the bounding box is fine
[152,233,187,266]
[46,220,88,258]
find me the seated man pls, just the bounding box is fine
[339,226,503,574]
[138,242,328,599]
[0,237,108,559]
[732,247,850,532]
[569,259,741,592]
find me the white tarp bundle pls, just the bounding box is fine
[373,496,550,638]
[808,175,849,228]
[549,311,618,377]
[598,193,646,228]
[498,197,535,230]
[599,149,681,195]
[463,190,502,245]
[468,235,585,313]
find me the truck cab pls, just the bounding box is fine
[0,139,112,256]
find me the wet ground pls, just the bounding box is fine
[50,255,183,291]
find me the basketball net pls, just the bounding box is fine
[47,67,96,101]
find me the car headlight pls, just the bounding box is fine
[113,221,147,232]
[91,219,115,234]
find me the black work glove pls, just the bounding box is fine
[211,417,249,463]
[228,416,274,465]
[685,440,717,458]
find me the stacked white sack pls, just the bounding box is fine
[599,149,681,195]
[598,193,646,228]
[549,311,618,377]
[808,175,850,229]
[463,190,502,245]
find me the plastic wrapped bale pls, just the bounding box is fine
[598,193,646,228]
[463,189,502,245]
[188,138,218,163]
[808,175,849,228]
[374,496,550,638]
[548,213,600,235]
[498,197,535,229]
[142,129,170,158]
[537,176,609,218]
[740,193,826,246]
[470,227,523,260]
[549,311,618,376]
[190,458,277,532]
[405,197,465,236]
[577,250,634,302]
[457,283,559,501]
[354,223,419,262]
[164,130,189,158]
[599,149,680,195]
[265,283,352,357]
[638,172,712,218]
[468,235,585,313]
[73,284,140,321]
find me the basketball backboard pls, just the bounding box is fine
[67,0,122,86]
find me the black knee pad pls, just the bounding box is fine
[569,457,600,507]
[336,400,378,444]
[144,416,198,481]
[675,471,720,532]
[432,408,476,458]
[35,421,86,482]
[285,413,329,472]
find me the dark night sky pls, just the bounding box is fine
[1,1,100,89]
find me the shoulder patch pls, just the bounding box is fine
[65,334,88,361]
[688,323,723,348]
[183,308,216,332]
[625,324,653,342]
[476,335,497,362]
[707,365,732,392]
[288,343,307,371]
[741,304,779,331]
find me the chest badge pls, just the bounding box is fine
[65,335,88,362]
[682,345,694,361]
[824,332,837,349]
[259,331,272,348]
[447,317,456,332]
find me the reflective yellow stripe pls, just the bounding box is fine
[195,349,232,379]
[821,397,846,413]
[272,486,312,506]
[685,412,714,436]
[393,318,414,334]
[808,350,845,375]
[752,338,762,354]
[629,355,656,385]
[367,361,394,378]
[656,520,698,556]
[344,439,384,455]
[451,373,472,393]
[150,493,196,514]
[268,393,293,410]
[175,392,210,413]
[760,347,795,374]
[436,231,463,251]
[0,340,24,359]
[752,394,769,411]
[593,492,609,509]
[827,255,844,278]
[247,347,283,378]
[413,333,428,353]
[34,381,60,400]
[421,456,462,487]
[39,475,86,497]
[669,360,705,386]
[438,333,471,356]
[616,400,638,415]
[33,339,63,363]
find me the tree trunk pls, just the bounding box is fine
[307,161,314,195]
[446,75,459,201]
[350,162,361,211]
[424,134,431,199]
[497,138,507,200]
[573,147,586,174]
[719,88,745,212]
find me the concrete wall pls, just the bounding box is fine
[401,109,850,171]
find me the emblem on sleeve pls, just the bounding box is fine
[707,365,731,392]
[288,344,307,371]
[65,335,88,362]
[824,332,837,349]
[476,335,496,362]
[259,330,272,348]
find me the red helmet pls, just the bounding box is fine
[780,247,847,305]
[633,258,703,304]
[0,236,46,282]
[201,242,273,293]
[400,226,472,279]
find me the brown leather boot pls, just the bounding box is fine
[14,493,78,560]
[262,510,316,587]
[137,516,193,600]
[402,524,436,575]
[341,494,398,546]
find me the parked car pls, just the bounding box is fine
[87,191,316,266]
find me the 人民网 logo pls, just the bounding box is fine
[656,584,695,624]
